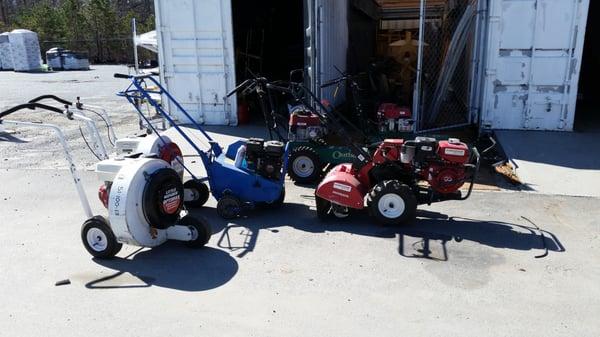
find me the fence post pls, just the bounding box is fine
[413,0,426,132]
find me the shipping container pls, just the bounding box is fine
[480,0,591,131]
[153,0,356,125]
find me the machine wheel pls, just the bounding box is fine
[180,215,212,248]
[288,146,322,184]
[368,180,417,226]
[216,195,243,219]
[81,216,122,259]
[315,195,331,220]
[183,180,210,208]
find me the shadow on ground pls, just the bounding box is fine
[87,244,238,291]
[198,202,565,260]
[0,132,28,143]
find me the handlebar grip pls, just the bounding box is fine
[114,73,131,79]
[320,78,344,88]
[227,79,253,98]
[0,103,64,119]
[28,95,72,106]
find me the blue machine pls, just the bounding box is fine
[115,73,289,219]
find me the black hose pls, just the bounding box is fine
[83,107,116,146]
[79,126,102,160]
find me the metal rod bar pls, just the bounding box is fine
[1,120,93,218]
[413,0,426,131]
[132,18,139,74]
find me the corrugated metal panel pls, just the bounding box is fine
[481,0,590,131]
[316,0,349,104]
[154,0,237,125]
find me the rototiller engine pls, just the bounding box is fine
[376,103,413,133]
[315,135,480,225]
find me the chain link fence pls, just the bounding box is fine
[415,0,480,132]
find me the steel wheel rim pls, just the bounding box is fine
[292,155,315,178]
[377,193,405,219]
[86,228,108,252]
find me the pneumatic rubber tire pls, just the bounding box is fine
[368,180,417,226]
[183,180,210,208]
[288,146,322,184]
[81,216,122,259]
[216,195,243,219]
[180,215,212,248]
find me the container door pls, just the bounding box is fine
[154,0,237,125]
[304,0,318,95]
[304,0,348,104]
[481,0,590,131]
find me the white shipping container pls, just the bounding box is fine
[480,0,590,131]
[0,32,13,70]
[9,29,42,72]
[154,0,349,125]
[154,0,237,125]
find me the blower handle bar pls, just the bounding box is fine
[0,103,65,119]
[28,95,72,106]
[114,73,154,80]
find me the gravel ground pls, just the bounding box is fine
[0,65,142,169]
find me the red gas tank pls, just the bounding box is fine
[437,139,469,164]
[289,112,321,127]
[373,139,404,164]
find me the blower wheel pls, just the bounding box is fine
[81,216,122,259]
[179,215,212,248]
[183,179,210,208]
[142,168,184,230]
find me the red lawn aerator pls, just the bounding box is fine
[315,136,480,225]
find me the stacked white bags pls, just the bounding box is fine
[0,32,13,70]
[8,29,42,72]
[46,47,90,70]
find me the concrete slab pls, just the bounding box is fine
[1,168,599,337]
[495,130,600,197]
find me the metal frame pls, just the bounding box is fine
[0,104,93,218]
[116,73,288,205]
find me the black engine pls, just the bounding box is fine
[245,138,285,180]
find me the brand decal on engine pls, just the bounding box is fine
[333,182,352,192]
[445,149,465,156]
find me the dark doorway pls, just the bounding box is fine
[575,0,599,132]
[231,0,304,83]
